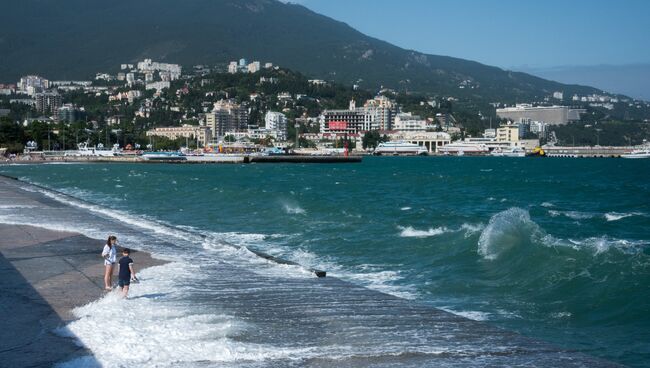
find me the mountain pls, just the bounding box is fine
[0,0,605,102]
[514,64,650,102]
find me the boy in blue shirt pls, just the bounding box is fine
[117,248,138,298]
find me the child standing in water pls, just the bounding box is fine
[101,235,118,290]
[117,248,137,298]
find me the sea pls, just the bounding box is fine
[1,157,649,367]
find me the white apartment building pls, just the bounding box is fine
[393,112,428,132]
[137,59,182,80]
[228,62,238,74]
[18,75,49,96]
[497,124,519,142]
[247,61,261,73]
[264,111,288,140]
[145,81,170,92]
[146,125,212,147]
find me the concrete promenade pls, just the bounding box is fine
[0,177,166,367]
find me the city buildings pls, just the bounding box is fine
[496,104,585,125]
[496,124,519,142]
[146,125,212,147]
[393,112,428,132]
[145,81,170,92]
[18,75,49,96]
[264,111,288,141]
[388,131,451,153]
[206,100,249,137]
[137,59,182,80]
[57,104,86,123]
[321,97,398,134]
[228,58,273,74]
[35,91,62,114]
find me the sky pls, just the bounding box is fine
[290,0,650,70]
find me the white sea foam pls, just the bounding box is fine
[540,202,555,208]
[400,207,412,211]
[282,202,306,215]
[460,223,485,237]
[604,212,642,221]
[440,308,490,321]
[548,209,594,220]
[398,226,449,238]
[566,236,648,255]
[55,263,315,367]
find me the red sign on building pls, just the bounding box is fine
[329,121,348,130]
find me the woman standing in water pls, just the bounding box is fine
[101,235,118,290]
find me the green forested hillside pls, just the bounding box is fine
[0,0,603,103]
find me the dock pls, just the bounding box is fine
[0,176,619,367]
[4,154,363,165]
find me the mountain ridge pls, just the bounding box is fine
[0,0,606,102]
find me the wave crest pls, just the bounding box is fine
[398,226,449,238]
[478,208,541,260]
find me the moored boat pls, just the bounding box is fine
[373,141,428,156]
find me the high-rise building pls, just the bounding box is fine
[206,100,249,138]
[228,62,238,74]
[321,97,397,134]
[35,92,62,114]
[18,75,49,96]
[264,111,288,140]
[247,61,261,73]
[57,104,86,123]
[363,95,396,131]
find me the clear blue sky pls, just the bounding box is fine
[290,0,650,69]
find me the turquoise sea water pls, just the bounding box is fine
[1,157,649,366]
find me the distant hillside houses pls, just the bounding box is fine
[228,58,274,74]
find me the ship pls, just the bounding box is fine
[440,142,489,156]
[490,146,526,157]
[373,141,428,156]
[621,148,650,159]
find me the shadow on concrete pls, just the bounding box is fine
[0,251,99,367]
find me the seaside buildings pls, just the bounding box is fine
[146,125,212,147]
[496,104,585,125]
[393,112,430,132]
[264,111,288,141]
[206,100,249,137]
[321,97,398,134]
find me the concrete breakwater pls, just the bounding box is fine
[0,176,619,367]
[3,154,364,165]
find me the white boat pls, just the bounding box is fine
[373,141,428,156]
[142,151,186,161]
[440,142,489,155]
[64,142,116,157]
[621,149,650,159]
[490,147,526,157]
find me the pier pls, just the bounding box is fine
[0,176,619,367]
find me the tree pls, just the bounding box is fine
[224,134,236,143]
[362,130,387,149]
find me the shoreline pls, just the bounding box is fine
[0,221,167,366]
